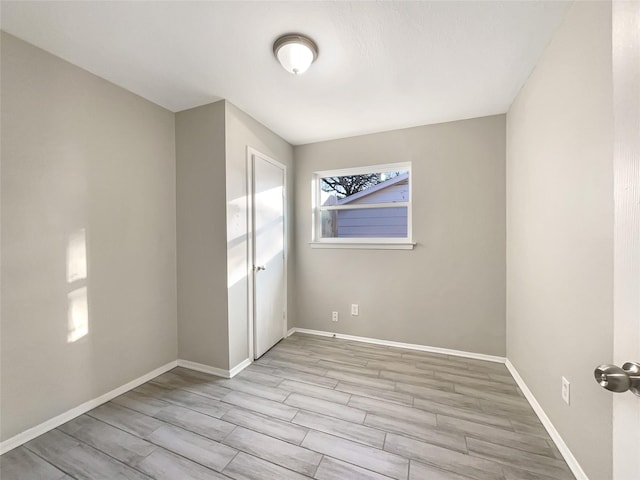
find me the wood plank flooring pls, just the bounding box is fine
[0,333,575,480]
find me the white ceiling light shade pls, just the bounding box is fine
[273,34,318,75]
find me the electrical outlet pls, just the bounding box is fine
[332,311,339,322]
[561,377,570,405]
[351,304,359,316]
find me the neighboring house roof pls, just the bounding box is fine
[337,172,409,205]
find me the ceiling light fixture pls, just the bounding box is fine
[273,34,318,75]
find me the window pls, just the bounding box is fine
[312,162,413,249]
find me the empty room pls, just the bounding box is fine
[1,1,638,479]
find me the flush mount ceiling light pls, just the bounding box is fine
[273,34,318,75]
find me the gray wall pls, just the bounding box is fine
[294,115,506,356]
[175,101,230,369]
[225,102,294,368]
[505,2,613,479]
[1,33,177,442]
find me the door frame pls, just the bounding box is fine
[246,146,288,361]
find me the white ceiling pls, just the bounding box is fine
[0,1,570,145]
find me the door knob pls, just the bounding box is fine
[254,265,266,272]
[594,362,640,397]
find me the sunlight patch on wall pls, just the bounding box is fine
[66,228,89,343]
[66,228,87,282]
[227,195,248,289]
[67,286,88,343]
[227,240,247,289]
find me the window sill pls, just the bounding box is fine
[309,242,415,250]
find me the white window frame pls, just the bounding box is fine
[311,162,414,250]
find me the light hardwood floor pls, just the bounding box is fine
[1,333,575,480]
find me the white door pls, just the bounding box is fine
[251,152,286,359]
[611,2,640,478]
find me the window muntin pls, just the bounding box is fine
[313,163,412,244]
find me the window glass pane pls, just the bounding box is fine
[320,207,408,238]
[320,170,409,206]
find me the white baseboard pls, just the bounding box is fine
[177,358,251,379]
[286,327,506,363]
[505,360,588,480]
[0,360,177,455]
[177,359,229,378]
[229,358,252,377]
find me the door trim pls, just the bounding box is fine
[246,147,288,361]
